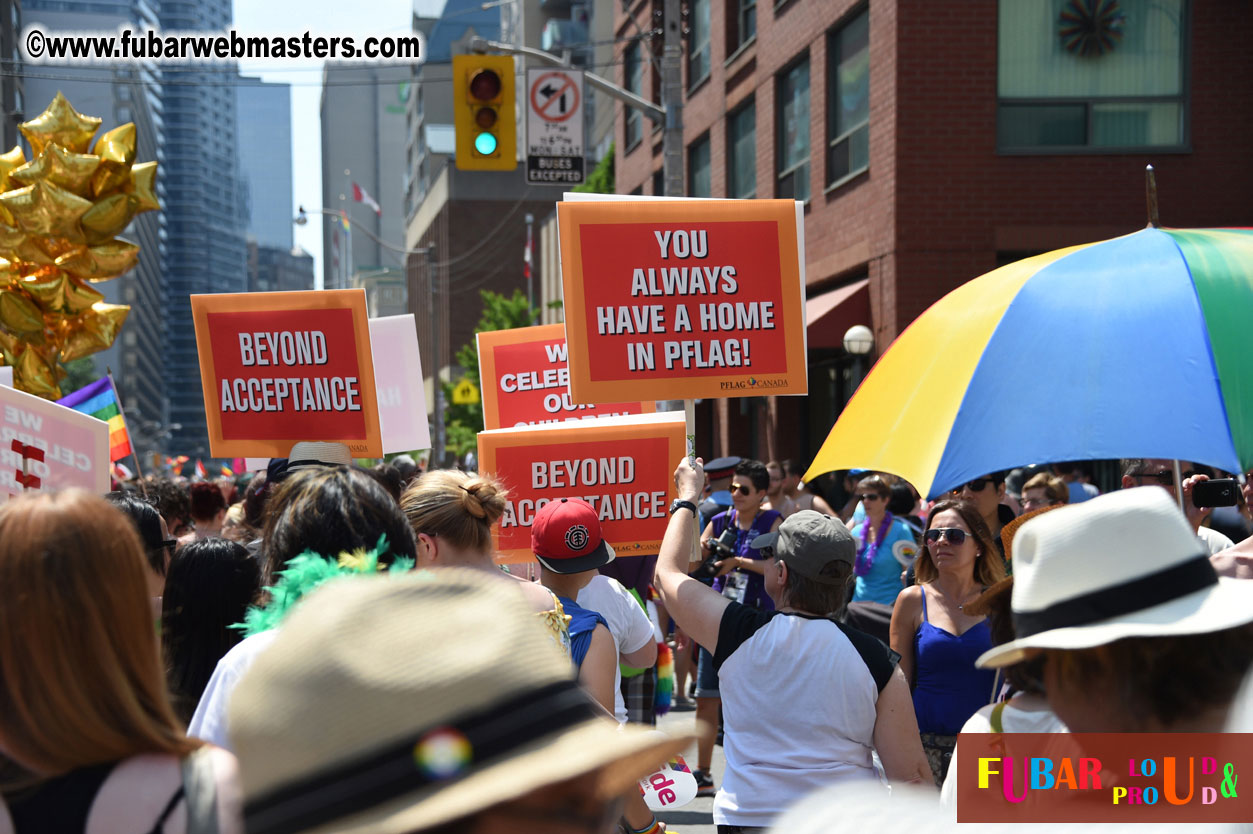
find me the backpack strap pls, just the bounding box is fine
[178,749,222,834]
[989,700,1008,735]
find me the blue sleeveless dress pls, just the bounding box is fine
[912,585,995,735]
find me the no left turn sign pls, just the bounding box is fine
[530,71,580,123]
[527,67,585,185]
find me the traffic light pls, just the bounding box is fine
[453,54,517,171]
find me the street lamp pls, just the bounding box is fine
[842,324,874,356]
[843,324,874,399]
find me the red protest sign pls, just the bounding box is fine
[477,324,655,430]
[191,290,382,458]
[477,413,686,562]
[557,199,807,402]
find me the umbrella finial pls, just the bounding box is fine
[1145,164,1160,228]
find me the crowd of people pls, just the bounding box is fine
[0,444,1251,833]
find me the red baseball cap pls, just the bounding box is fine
[531,498,615,574]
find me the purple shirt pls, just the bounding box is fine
[711,508,782,610]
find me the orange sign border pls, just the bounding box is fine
[477,415,686,563]
[477,323,656,431]
[556,199,807,402]
[190,289,383,458]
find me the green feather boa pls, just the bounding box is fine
[235,535,415,638]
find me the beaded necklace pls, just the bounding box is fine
[855,512,894,578]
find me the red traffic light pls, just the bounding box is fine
[469,69,502,102]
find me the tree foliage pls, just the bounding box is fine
[573,142,615,194]
[442,289,541,458]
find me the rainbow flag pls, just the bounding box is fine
[58,377,132,462]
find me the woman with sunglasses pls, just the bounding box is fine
[889,499,1006,786]
[849,475,920,606]
[106,492,179,619]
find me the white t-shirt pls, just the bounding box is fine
[187,630,278,751]
[712,605,897,828]
[1198,525,1235,555]
[940,696,1068,806]
[576,575,654,723]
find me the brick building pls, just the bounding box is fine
[613,0,1253,468]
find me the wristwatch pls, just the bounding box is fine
[669,499,698,517]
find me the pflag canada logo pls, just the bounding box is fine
[565,524,590,552]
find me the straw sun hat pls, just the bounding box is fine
[229,569,689,834]
[976,486,1253,669]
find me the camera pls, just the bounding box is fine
[691,526,738,579]
[1192,478,1240,508]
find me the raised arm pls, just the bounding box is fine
[654,457,731,653]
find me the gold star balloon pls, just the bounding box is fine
[16,347,59,398]
[0,146,25,185]
[91,123,137,196]
[0,181,91,240]
[20,92,102,156]
[0,287,44,334]
[64,275,105,314]
[1,94,159,398]
[59,301,129,362]
[81,193,138,244]
[125,161,160,213]
[11,143,102,196]
[56,239,140,281]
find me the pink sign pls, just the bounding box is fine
[368,314,431,454]
[1,384,110,498]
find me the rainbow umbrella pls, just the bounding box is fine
[805,227,1253,498]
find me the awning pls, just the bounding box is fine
[805,279,870,349]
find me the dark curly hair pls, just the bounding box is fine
[145,479,193,538]
[260,467,417,584]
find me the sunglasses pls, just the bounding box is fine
[151,538,178,558]
[1132,470,1196,487]
[952,479,990,493]
[858,493,884,502]
[731,483,754,496]
[924,528,968,545]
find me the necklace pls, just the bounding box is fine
[855,512,894,578]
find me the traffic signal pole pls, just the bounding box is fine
[468,11,684,195]
[661,0,685,199]
[471,17,690,430]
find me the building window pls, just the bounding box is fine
[652,168,664,196]
[688,0,710,87]
[776,56,810,202]
[624,42,643,150]
[727,100,756,198]
[827,8,869,187]
[997,0,1187,150]
[727,0,756,54]
[688,134,711,197]
[739,0,757,45]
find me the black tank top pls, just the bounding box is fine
[6,762,184,834]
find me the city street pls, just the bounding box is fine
[655,706,724,834]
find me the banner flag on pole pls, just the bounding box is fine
[57,377,133,462]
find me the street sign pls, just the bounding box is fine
[452,379,480,405]
[526,68,585,186]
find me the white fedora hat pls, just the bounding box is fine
[229,569,689,834]
[287,441,354,472]
[977,486,1253,669]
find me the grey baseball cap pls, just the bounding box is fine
[750,510,855,585]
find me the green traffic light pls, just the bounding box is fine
[474,132,498,155]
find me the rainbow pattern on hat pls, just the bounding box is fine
[414,728,473,780]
